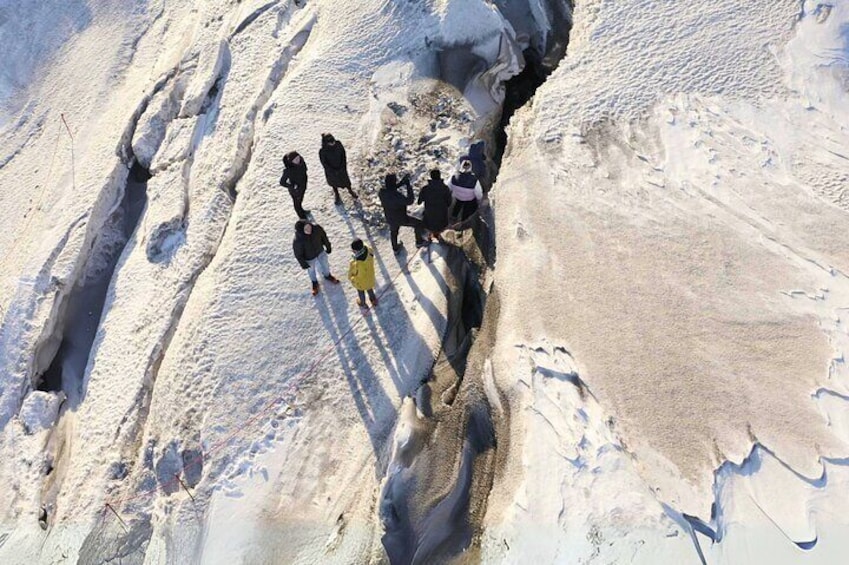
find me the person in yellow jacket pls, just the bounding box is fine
[348,239,379,309]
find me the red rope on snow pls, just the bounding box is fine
[60,113,75,141]
[60,113,76,192]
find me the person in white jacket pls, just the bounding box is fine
[448,159,483,222]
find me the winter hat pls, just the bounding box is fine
[322,133,335,144]
[295,219,308,233]
[351,238,364,251]
[430,169,441,180]
[285,150,300,166]
[384,173,397,189]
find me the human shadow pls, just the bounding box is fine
[313,284,395,455]
[361,312,406,394]
[332,204,439,397]
[393,246,448,339]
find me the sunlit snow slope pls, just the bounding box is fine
[0,0,521,562]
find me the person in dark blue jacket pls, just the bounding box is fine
[467,140,489,188]
[293,219,340,295]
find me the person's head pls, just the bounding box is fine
[285,151,300,166]
[460,159,473,173]
[303,222,313,235]
[351,238,364,252]
[429,169,441,180]
[384,173,397,189]
[322,133,336,145]
[295,219,307,233]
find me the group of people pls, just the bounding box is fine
[280,133,358,218]
[285,133,486,309]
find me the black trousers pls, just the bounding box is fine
[389,215,426,249]
[452,199,478,221]
[357,288,377,304]
[289,186,307,219]
[331,184,357,202]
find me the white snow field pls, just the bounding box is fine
[0,0,847,564]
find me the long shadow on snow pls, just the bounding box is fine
[333,205,445,395]
[393,248,447,345]
[313,281,396,454]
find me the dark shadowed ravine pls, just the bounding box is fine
[379,3,572,562]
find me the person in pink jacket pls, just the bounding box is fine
[448,158,483,222]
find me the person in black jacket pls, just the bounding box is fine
[319,133,358,205]
[280,151,310,219]
[379,173,426,253]
[417,169,452,240]
[292,219,340,295]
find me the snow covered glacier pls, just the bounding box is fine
[1,0,848,563]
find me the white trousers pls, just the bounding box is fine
[306,252,330,282]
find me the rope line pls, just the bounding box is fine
[60,113,76,192]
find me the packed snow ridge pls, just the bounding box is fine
[2,0,849,564]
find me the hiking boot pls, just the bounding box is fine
[334,197,343,206]
[349,189,359,199]
[393,242,404,254]
[357,298,369,310]
[370,296,379,307]
[325,274,340,284]
[311,281,320,296]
